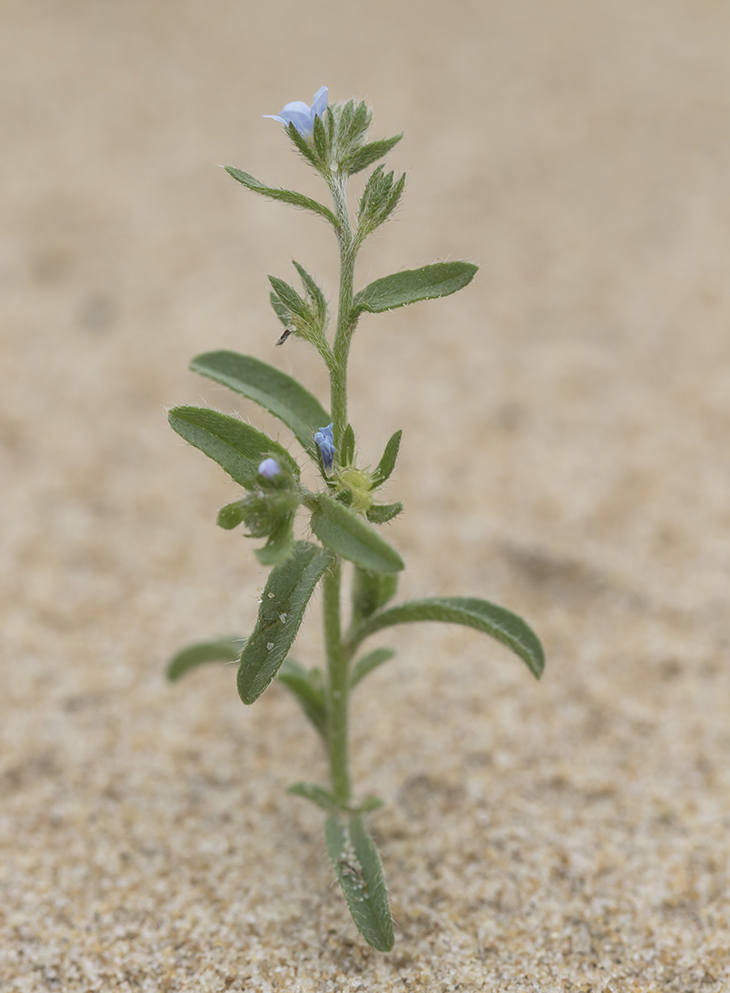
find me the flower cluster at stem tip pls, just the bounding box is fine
[264,86,328,136]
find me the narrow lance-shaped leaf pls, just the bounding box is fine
[166,636,246,682]
[340,424,355,466]
[352,567,399,624]
[337,100,355,136]
[350,647,397,689]
[285,122,321,170]
[270,291,290,327]
[189,351,330,455]
[352,261,478,317]
[225,167,338,229]
[351,596,545,679]
[312,113,329,163]
[277,658,327,736]
[325,105,335,143]
[382,172,406,220]
[325,812,394,952]
[371,430,402,487]
[269,275,310,320]
[364,173,406,237]
[292,261,328,326]
[310,494,404,574]
[237,541,334,704]
[169,406,299,489]
[342,134,403,175]
[269,273,331,355]
[287,782,336,811]
[335,100,370,158]
[357,167,406,239]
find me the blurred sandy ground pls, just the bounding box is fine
[1,1,730,990]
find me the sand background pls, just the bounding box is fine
[2,1,730,990]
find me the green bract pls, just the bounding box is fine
[166,91,545,953]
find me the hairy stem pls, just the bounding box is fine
[329,173,358,449]
[323,560,351,804]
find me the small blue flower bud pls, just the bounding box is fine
[258,458,281,480]
[263,86,328,136]
[314,423,336,470]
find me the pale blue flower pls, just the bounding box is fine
[264,86,328,136]
[258,458,281,480]
[314,423,336,470]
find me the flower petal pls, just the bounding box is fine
[311,86,328,117]
[262,114,287,124]
[279,108,315,133]
[314,423,336,470]
[281,100,312,115]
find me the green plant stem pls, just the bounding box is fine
[321,172,362,808]
[322,559,352,805]
[329,174,358,449]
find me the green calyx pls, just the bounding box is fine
[216,465,301,565]
[333,465,375,515]
[240,488,298,539]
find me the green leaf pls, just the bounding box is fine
[340,424,355,466]
[310,494,404,573]
[169,406,299,489]
[269,275,310,321]
[352,261,478,317]
[344,101,371,148]
[312,113,329,163]
[237,541,334,704]
[352,597,545,679]
[285,122,321,170]
[254,516,295,566]
[371,430,402,487]
[342,134,403,175]
[166,636,246,681]
[325,812,394,952]
[350,647,396,689]
[277,659,327,735]
[292,261,328,326]
[358,169,406,240]
[366,502,403,525]
[287,782,336,811]
[325,105,335,143]
[225,167,338,229]
[358,796,385,813]
[189,351,330,455]
[269,272,331,354]
[382,172,406,220]
[270,291,291,327]
[352,568,399,623]
[217,499,245,530]
[338,100,355,135]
